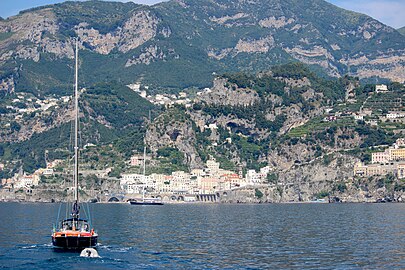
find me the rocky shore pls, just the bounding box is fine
[1,184,404,204]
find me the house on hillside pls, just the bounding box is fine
[376,84,388,93]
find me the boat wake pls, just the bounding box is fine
[20,243,53,250]
[80,248,100,258]
[98,244,133,253]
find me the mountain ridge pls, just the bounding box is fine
[398,26,405,36]
[0,0,404,96]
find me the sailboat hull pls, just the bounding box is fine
[52,235,98,249]
[129,201,164,205]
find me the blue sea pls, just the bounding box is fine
[0,202,404,269]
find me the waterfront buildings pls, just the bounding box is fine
[13,174,40,189]
[371,139,405,164]
[355,139,405,178]
[120,159,270,195]
[354,162,405,179]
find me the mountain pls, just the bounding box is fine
[0,0,404,96]
[1,61,405,203]
[0,81,156,173]
[398,26,405,36]
[140,63,405,202]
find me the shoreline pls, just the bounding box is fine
[0,199,402,205]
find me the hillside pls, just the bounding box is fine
[0,81,156,173]
[398,27,405,36]
[1,62,405,202]
[0,0,404,96]
[139,63,405,201]
[143,63,401,170]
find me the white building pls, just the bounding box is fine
[14,174,40,189]
[42,168,54,176]
[127,182,144,194]
[376,84,388,93]
[127,83,141,92]
[246,170,262,184]
[191,169,205,177]
[395,138,405,147]
[372,151,390,164]
[386,112,405,119]
[120,174,143,190]
[246,167,271,185]
[130,154,151,166]
[353,114,364,121]
[206,159,220,175]
[260,166,272,175]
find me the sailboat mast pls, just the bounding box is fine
[74,39,79,204]
[142,146,146,201]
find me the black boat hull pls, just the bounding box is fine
[52,236,97,249]
[129,201,164,205]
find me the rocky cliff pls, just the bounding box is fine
[0,0,404,95]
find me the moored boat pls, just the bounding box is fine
[129,198,164,205]
[129,146,164,206]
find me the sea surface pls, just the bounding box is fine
[0,202,404,269]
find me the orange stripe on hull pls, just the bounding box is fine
[53,231,93,237]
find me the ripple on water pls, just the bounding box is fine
[0,203,405,269]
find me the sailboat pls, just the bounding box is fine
[129,146,164,206]
[52,39,98,248]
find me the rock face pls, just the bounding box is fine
[197,78,259,106]
[0,0,404,93]
[146,108,202,168]
[0,103,74,143]
[0,76,15,93]
[76,10,160,55]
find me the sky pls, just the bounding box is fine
[0,0,404,29]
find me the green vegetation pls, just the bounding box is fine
[2,123,72,173]
[2,0,403,93]
[154,147,188,174]
[255,188,264,199]
[1,0,405,194]
[289,117,356,138]
[16,55,73,96]
[314,190,330,199]
[0,80,156,173]
[266,173,279,184]
[355,124,397,148]
[112,129,146,158]
[84,82,155,129]
[364,91,405,111]
[1,55,404,177]
[54,1,138,35]
[333,182,347,193]
[394,179,405,192]
[0,32,13,41]
[376,174,395,189]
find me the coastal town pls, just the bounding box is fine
[120,158,271,200]
[354,138,405,179]
[2,0,405,267]
[1,155,272,202]
[1,81,405,203]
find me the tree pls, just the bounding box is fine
[10,121,21,132]
[255,188,264,199]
